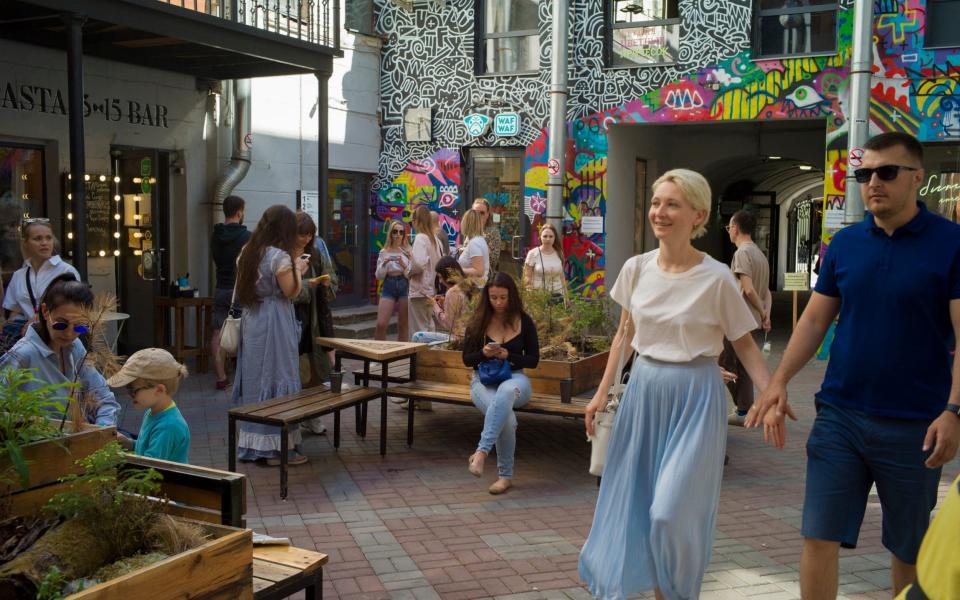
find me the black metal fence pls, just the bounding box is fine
[156,0,339,48]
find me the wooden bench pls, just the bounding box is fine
[228,385,383,499]
[387,380,588,446]
[125,456,329,599]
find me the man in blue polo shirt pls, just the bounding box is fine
[749,131,960,598]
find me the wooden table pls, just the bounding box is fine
[315,338,427,456]
[253,545,328,600]
[154,296,214,373]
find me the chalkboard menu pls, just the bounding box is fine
[62,174,112,256]
[85,179,111,254]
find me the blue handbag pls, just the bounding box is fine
[477,358,513,386]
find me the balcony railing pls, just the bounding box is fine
[156,0,339,48]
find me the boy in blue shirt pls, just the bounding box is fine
[108,348,191,464]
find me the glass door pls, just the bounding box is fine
[325,172,368,306]
[466,148,528,279]
[0,143,47,276]
[112,147,170,353]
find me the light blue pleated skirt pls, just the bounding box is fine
[579,355,728,600]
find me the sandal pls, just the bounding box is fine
[468,451,485,477]
[488,478,512,495]
[266,453,308,466]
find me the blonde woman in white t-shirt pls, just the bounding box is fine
[522,223,567,301]
[578,169,792,600]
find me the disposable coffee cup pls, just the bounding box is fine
[330,371,343,393]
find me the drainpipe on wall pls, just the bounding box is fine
[843,0,873,225]
[212,79,252,210]
[545,0,569,242]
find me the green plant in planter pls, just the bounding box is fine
[0,367,75,490]
[567,292,616,354]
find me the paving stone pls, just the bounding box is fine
[157,323,960,600]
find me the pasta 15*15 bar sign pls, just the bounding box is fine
[1,80,169,128]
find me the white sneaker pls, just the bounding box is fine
[304,419,327,435]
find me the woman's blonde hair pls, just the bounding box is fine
[460,209,484,240]
[384,218,406,250]
[651,168,712,239]
[412,205,438,249]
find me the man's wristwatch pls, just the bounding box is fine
[946,404,960,419]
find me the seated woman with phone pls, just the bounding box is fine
[461,273,540,495]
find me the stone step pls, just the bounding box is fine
[333,317,396,339]
[331,304,379,325]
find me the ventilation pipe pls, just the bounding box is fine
[545,0,569,243]
[213,79,252,207]
[843,0,873,224]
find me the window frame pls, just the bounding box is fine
[924,0,960,49]
[474,0,541,76]
[751,0,839,60]
[605,0,682,69]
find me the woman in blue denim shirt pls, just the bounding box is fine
[0,275,119,427]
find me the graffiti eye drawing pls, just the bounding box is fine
[784,85,829,116]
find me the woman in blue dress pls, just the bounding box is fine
[579,169,785,600]
[232,204,310,465]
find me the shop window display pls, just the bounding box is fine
[920,145,960,223]
[0,145,45,274]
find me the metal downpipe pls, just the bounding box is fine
[546,0,568,243]
[213,79,252,207]
[843,0,874,225]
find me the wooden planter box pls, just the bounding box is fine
[66,521,253,600]
[417,347,609,396]
[0,423,116,496]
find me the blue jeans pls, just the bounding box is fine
[470,371,532,479]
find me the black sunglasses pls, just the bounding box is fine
[127,384,151,399]
[853,165,919,184]
[50,321,90,334]
[391,230,404,235]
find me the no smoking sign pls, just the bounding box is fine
[547,158,561,176]
[849,147,864,168]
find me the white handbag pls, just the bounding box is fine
[219,286,241,356]
[588,322,635,476]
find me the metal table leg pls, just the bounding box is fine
[333,410,341,449]
[280,424,289,500]
[380,360,388,456]
[228,414,237,472]
[305,570,322,600]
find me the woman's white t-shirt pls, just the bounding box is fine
[610,249,756,363]
[458,236,490,287]
[524,247,565,294]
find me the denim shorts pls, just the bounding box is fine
[801,401,941,563]
[380,275,408,301]
[212,287,233,330]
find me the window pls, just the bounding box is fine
[919,145,960,223]
[344,0,375,36]
[926,0,960,48]
[607,0,680,68]
[753,0,838,58]
[477,0,540,74]
[0,144,46,274]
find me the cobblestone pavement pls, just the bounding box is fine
[125,318,960,599]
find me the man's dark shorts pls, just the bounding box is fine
[802,401,941,564]
[212,287,233,330]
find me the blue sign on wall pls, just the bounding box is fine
[494,113,520,137]
[464,113,491,137]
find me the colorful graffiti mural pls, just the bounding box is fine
[376,0,958,299]
[369,148,461,301]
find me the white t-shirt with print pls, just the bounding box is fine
[458,236,490,287]
[609,249,757,363]
[524,247,565,294]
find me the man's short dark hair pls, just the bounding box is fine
[731,209,756,236]
[863,132,924,164]
[223,195,245,218]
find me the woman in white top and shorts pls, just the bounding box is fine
[579,169,784,600]
[523,222,567,302]
[375,220,411,341]
[457,209,490,289]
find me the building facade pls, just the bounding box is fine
[372,0,960,300]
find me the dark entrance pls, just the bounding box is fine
[464,148,530,279]
[111,146,170,353]
[324,171,369,307]
[719,190,780,289]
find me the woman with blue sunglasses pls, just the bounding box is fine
[0,274,119,427]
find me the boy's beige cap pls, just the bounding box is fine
[107,348,188,387]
